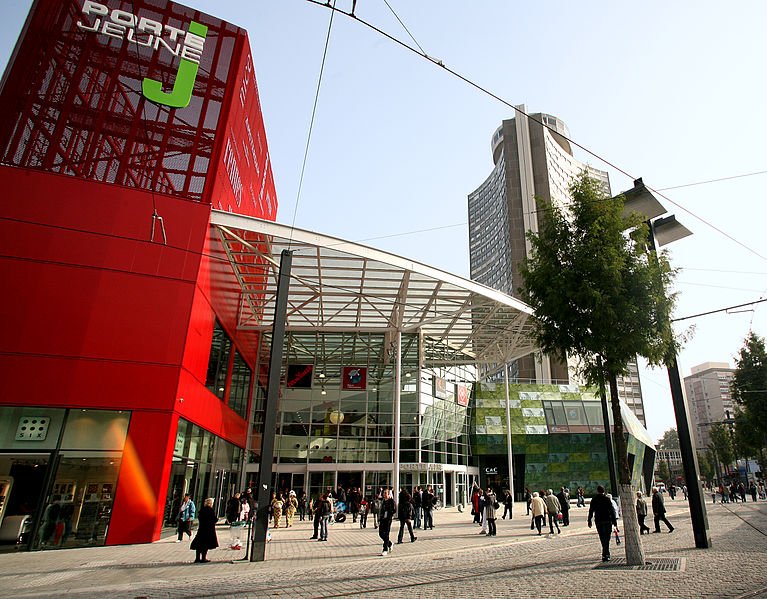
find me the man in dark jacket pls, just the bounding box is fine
[396,489,417,544]
[652,486,674,533]
[421,486,436,530]
[556,487,570,526]
[588,485,617,562]
[412,486,422,529]
[378,488,396,555]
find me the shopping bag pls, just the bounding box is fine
[614,526,621,545]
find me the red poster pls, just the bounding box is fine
[342,367,367,390]
[457,384,469,407]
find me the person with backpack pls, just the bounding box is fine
[378,488,396,555]
[396,489,417,544]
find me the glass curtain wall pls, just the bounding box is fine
[164,419,242,524]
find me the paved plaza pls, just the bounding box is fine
[0,500,765,598]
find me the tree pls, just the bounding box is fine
[657,459,671,483]
[520,173,678,566]
[709,423,734,479]
[731,332,767,475]
[658,428,680,450]
[697,450,715,482]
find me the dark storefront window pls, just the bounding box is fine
[164,419,242,523]
[0,407,130,552]
[205,321,233,399]
[229,351,252,420]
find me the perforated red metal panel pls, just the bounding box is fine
[0,0,248,204]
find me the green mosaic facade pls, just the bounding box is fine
[472,383,655,495]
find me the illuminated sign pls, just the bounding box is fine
[76,1,208,108]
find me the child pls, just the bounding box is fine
[359,497,369,529]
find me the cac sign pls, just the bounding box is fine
[77,1,208,108]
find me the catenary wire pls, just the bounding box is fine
[288,0,337,249]
[656,169,767,191]
[303,0,767,263]
[380,0,426,54]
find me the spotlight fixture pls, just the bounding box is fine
[321,388,327,396]
[404,372,412,378]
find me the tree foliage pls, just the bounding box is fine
[697,450,715,481]
[708,423,734,470]
[519,173,679,387]
[731,332,767,457]
[657,459,671,483]
[658,428,680,450]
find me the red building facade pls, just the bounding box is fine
[0,0,276,548]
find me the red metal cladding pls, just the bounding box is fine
[0,0,278,546]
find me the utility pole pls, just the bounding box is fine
[251,250,292,562]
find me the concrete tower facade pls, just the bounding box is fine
[468,107,647,424]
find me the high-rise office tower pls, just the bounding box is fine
[684,362,736,451]
[468,107,647,424]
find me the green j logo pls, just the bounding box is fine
[142,21,208,109]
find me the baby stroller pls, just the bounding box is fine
[334,500,347,523]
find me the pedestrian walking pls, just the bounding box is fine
[225,492,241,525]
[396,489,417,544]
[422,486,436,530]
[530,491,546,535]
[176,493,195,542]
[544,489,561,535]
[524,487,533,515]
[378,488,396,555]
[190,498,218,563]
[576,486,585,507]
[285,490,298,527]
[270,493,283,529]
[298,491,307,521]
[652,486,674,533]
[635,491,651,534]
[750,483,758,502]
[556,487,570,526]
[484,488,498,537]
[588,485,618,562]
[502,489,513,520]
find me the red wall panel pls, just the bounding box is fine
[107,410,178,544]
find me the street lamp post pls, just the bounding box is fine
[622,179,711,549]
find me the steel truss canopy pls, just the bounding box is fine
[209,210,540,365]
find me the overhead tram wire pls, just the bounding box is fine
[671,297,767,323]
[380,0,426,54]
[288,0,337,249]
[656,168,767,192]
[304,0,767,264]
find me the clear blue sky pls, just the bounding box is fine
[2,1,767,444]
